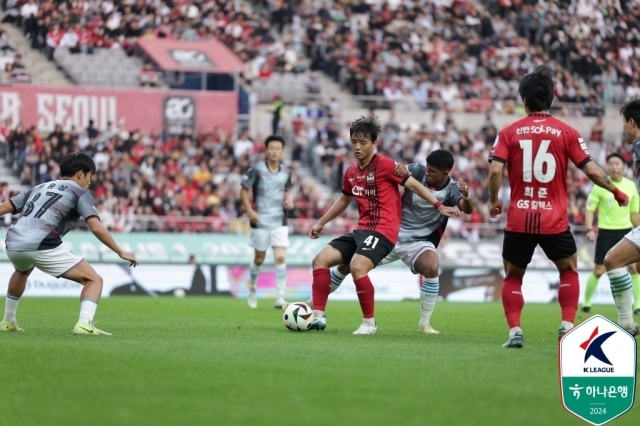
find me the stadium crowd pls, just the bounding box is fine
[0,118,336,234]
[0,103,629,239]
[1,0,306,83]
[259,0,638,113]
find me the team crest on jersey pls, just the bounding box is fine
[366,172,375,184]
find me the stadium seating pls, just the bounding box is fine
[262,0,632,113]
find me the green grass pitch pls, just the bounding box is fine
[0,297,637,426]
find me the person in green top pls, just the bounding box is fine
[583,153,640,314]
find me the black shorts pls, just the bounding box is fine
[503,229,577,270]
[594,229,631,264]
[328,230,395,267]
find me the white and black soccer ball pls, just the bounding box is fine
[282,302,313,332]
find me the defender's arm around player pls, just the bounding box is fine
[582,153,640,315]
[598,98,640,336]
[240,135,293,309]
[0,153,138,335]
[306,116,459,335]
[311,149,473,334]
[487,66,631,349]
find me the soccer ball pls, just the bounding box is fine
[282,302,313,332]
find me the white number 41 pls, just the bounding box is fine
[364,235,379,248]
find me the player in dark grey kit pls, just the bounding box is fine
[0,153,138,335]
[240,135,293,309]
[296,150,474,333]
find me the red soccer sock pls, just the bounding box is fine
[353,275,375,319]
[558,270,580,323]
[312,268,331,312]
[502,275,524,328]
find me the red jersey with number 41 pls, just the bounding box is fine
[342,154,410,244]
[489,113,592,235]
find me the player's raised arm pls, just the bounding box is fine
[456,180,474,214]
[581,161,629,206]
[404,176,459,217]
[79,193,138,267]
[309,193,353,239]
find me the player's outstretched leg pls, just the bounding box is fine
[281,263,347,312]
[604,239,640,336]
[350,255,377,335]
[309,246,343,331]
[501,274,525,348]
[63,261,111,336]
[0,268,32,332]
[413,250,441,334]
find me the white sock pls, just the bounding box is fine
[607,267,634,328]
[561,320,574,331]
[4,295,20,323]
[275,263,286,299]
[313,310,325,319]
[509,327,522,337]
[363,318,375,326]
[79,299,98,325]
[420,277,439,323]
[249,262,260,292]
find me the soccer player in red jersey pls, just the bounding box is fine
[488,66,630,348]
[307,116,459,334]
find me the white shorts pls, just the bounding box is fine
[624,227,640,252]
[379,240,437,274]
[6,243,84,278]
[249,226,290,252]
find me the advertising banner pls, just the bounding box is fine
[0,85,238,134]
[0,231,600,269]
[0,260,617,305]
[0,263,221,298]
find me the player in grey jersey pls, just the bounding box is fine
[288,150,474,333]
[240,135,293,309]
[598,98,640,336]
[0,153,138,336]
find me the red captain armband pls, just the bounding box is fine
[434,201,442,210]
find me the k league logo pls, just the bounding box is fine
[560,315,637,426]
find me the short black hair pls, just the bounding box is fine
[265,135,285,148]
[620,97,640,126]
[518,65,555,113]
[426,149,454,171]
[59,152,96,178]
[349,115,381,143]
[606,153,625,163]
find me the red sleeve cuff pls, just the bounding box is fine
[490,156,507,164]
[399,175,410,186]
[342,189,352,196]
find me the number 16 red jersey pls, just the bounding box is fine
[489,113,592,235]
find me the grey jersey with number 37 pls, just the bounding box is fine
[6,180,100,251]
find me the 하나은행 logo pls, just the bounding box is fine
[560,315,637,426]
